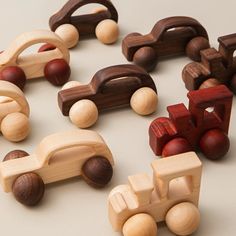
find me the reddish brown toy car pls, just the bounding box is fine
[149,85,233,160]
[122,16,210,72]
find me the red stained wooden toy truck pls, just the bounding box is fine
[149,85,233,160]
[182,33,236,94]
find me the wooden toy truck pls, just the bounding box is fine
[0,130,114,206]
[108,152,202,236]
[58,64,158,128]
[149,85,233,160]
[182,33,236,94]
[0,30,70,90]
[0,80,30,142]
[122,16,210,72]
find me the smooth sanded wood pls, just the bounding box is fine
[58,64,157,115]
[0,30,69,79]
[0,130,114,192]
[49,0,118,37]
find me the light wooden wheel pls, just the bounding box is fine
[130,87,158,115]
[95,19,119,44]
[122,213,157,236]
[166,202,200,236]
[55,24,79,49]
[69,99,98,128]
[61,80,81,90]
[1,112,30,142]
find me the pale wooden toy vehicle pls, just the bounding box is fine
[0,80,30,142]
[0,130,114,206]
[0,30,70,90]
[108,152,202,236]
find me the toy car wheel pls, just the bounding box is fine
[229,74,236,94]
[133,46,158,72]
[38,43,56,52]
[162,137,193,157]
[69,99,98,128]
[3,150,29,161]
[95,19,119,44]
[81,156,113,188]
[44,59,71,86]
[199,128,230,160]
[166,202,200,236]
[12,172,45,206]
[122,213,157,236]
[1,112,30,142]
[185,36,210,61]
[61,80,81,90]
[130,87,158,115]
[0,66,26,90]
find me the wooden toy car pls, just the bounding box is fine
[58,64,158,128]
[0,30,70,90]
[183,33,236,94]
[149,85,233,160]
[122,16,210,72]
[49,0,119,48]
[0,80,30,142]
[0,130,114,206]
[108,152,202,236]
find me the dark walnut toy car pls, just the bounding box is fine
[49,0,119,48]
[58,64,158,128]
[122,16,210,72]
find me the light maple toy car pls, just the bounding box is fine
[149,85,233,160]
[0,30,71,90]
[122,16,210,72]
[58,64,158,128]
[0,80,30,142]
[0,130,114,206]
[182,33,236,94]
[108,152,202,236]
[49,0,119,48]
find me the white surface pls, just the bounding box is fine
[0,0,236,235]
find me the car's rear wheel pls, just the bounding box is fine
[81,156,113,188]
[122,213,157,236]
[69,99,98,128]
[44,59,71,86]
[12,172,45,206]
[185,36,210,61]
[133,46,158,72]
[166,202,200,236]
[130,87,158,115]
[3,150,29,161]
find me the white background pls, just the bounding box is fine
[0,0,235,235]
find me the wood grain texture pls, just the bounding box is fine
[149,85,233,158]
[0,30,69,80]
[108,152,202,233]
[183,33,236,93]
[49,0,118,37]
[122,16,209,63]
[58,64,157,115]
[0,130,114,193]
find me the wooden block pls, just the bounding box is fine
[108,151,202,235]
[183,33,236,94]
[49,0,119,43]
[149,85,233,160]
[0,80,30,142]
[58,64,157,128]
[122,16,209,72]
[0,30,70,88]
[0,130,114,205]
[128,173,154,205]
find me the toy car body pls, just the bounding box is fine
[108,152,202,235]
[149,85,233,159]
[49,0,118,37]
[58,64,157,115]
[183,33,236,94]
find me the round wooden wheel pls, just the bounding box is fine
[122,213,157,236]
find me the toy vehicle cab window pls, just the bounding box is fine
[48,145,94,165]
